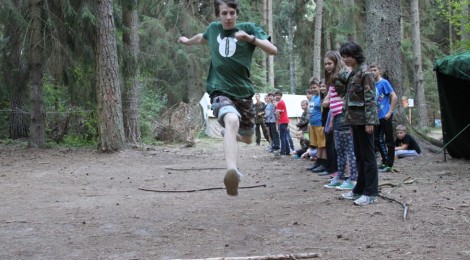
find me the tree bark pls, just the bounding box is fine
[343,0,356,42]
[312,0,323,81]
[462,2,469,43]
[28,0,46,148]
[3,0,28,139]
[122,0,141,144]
[365,0,403,121]
[288,17,296,94]
[410,0,428,129]
[262,0,267,83]
[95,0,126,152]
[267,0,274,87]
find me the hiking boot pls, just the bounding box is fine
[336,179,356,190]
[354,195,378,205]
[324,177,341,189]
[224,169,242,196]
[341,191,361,200]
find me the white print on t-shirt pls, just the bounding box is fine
[217,34,238,57]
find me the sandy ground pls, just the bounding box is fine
[0,135,469,260]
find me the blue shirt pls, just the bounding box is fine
[264,102,276,123]
[376,79,394,119]
[308,95,322,126]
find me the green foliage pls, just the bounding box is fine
[435,0,470,52]
[61,134,98,147]
[139,86,168,141]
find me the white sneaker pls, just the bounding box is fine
[224,169,242,196]
[354,195,378,206]
[341,191,361,200]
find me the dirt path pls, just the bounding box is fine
[0,138,469,259]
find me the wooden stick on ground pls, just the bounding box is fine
[138,184,266,193]
[379,194,412,221]
[172,252,320,260]
[165,167,226,171]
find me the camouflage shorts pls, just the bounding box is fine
[211,95,255,137]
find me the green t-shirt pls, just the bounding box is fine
[203,22,271,99]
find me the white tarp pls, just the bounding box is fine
[199,93,308,138]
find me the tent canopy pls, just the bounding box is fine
[434,51,470,160]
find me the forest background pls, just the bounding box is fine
[0,0,469,151]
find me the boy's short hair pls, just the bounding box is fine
[396,124,407,132]
[309,77,319,86]
[301,99,309,105]
[274,90,283,96]
[214,0,240,17]
[369,63,382,71]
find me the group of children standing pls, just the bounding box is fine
[290,44,422,205]
[252,44,423,206]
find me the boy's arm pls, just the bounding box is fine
[395,143,408,151]
[395,138,409,150]
[322,91,330,108]
[178,33,207,46]
[386,91,398,120]
[234,31,277,55]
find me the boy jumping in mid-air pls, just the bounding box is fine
[178,0,277,196]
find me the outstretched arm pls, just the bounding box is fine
[385,91,398,120]
[178,33,207,46]
[234,31,277,56]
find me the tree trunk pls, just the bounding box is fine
[28,0,46,148]
[96,0,126,152]
[325,29,332,51]
[267,0,274,87]
[448,1,453,51]
[288,17,296,94]
[122,0,141,144]
[365,0,403,121]
[411,0,428,130]
[343,0,356,42]
[462,2,469,43]
[312,0,323,81]
[4,0,28,139]
[262,0,267,83]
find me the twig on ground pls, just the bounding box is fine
[378,176,416,189]
[165,167,226,171]
[138,184,266,193]
[379,194,412,221]
[389,176,417,193]
[172,252,320,260]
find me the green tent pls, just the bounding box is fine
[434,51,470,160]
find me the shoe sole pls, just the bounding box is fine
[224,169,239,196]
[341,194,361,200]
[336,186,354,190]
[354,199,378,206]
[324,184,341,189]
